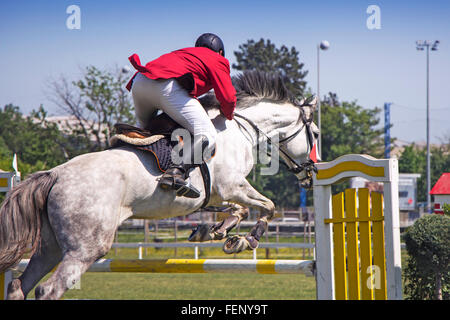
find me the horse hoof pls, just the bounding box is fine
[245,235,259,250]
[213,231,226,240]
[6,279,24,300]
[188,224,213,242]
[223,235,248,254]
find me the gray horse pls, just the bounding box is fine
[0,71,319,299]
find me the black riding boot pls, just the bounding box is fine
[159,135,211,198]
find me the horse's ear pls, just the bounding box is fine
[296,97,305,106]
[308,95,318,111]
[298,95,318,111]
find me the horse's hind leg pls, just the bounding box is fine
[33,179,120,299]
[34,252,98,300]
[7,214,62,300]
[188,204,249,242]
[33,226,115,300]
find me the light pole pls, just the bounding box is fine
[416,40,439,213]
[317,40,329,160]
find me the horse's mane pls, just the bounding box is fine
[200,70,301,110]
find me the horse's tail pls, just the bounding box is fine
[0,171,58,273]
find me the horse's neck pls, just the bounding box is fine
[231,103,300,145]
[206,103,300,179]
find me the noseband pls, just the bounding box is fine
[233,97,318,189]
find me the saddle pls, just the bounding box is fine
[111,113,178,147]
[109,112,211,207]
[110,114,179,172]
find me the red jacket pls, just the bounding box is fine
[126,47,237,120]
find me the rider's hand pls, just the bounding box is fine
[221,109,234,120]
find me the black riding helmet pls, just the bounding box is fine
[195,33,225,57]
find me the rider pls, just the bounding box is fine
[126,33,237,198]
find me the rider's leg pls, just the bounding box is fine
[131,73,161,128]
[159,134,210,198]
[158,79,217,147]
[156,79,217,198]
[131,74,216,197]
[132,73,217,148]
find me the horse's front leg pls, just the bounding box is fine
[217,179,275,254]
[188,203,249,242]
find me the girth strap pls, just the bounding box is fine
[199,163,211,209]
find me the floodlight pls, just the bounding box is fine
[319,40,330,50]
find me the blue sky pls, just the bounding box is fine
[0,0,449,144]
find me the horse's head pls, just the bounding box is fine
[276,95,320,188]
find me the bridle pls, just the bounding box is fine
[233,97,318,189]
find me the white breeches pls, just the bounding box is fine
[131,72,217,149]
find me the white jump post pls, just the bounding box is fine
[0,169,20,300]
[313,154,402,300]
[0,171,17,193]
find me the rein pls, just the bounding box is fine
[233,99,318,188]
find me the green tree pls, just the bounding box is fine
[0,104,89,203]
[48,65,135,151]
[443,203,450,217]
[398,145,426,173]
[320,93,385,162]
[233,38,308,97]
[403,214,450,300]
[0,104,78,172]
[248,163,300,209]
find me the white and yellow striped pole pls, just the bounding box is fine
[14,259,314,275]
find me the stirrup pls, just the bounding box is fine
[174,181,201,198]
[159,174,201,199]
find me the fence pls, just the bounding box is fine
[313,154,402,300]
[111,242,315,260]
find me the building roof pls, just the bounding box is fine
[430,173,450,195]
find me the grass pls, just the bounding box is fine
[27,273,316,300]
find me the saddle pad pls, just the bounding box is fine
[110,135,176,173]
[136,137,176,173]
